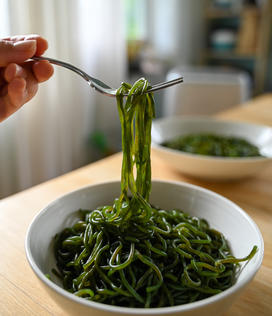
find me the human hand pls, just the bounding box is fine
[0,34,54,122]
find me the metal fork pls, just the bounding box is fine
[32,56,183,97]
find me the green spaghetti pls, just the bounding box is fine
[163,133,262,157]
[52,78,257,307]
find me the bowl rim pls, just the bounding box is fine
[25,179,264,315]
[151,115,272,162]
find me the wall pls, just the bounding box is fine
[147,0,206,66]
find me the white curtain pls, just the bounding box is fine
[0,0,126,198]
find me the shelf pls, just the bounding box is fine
[201,0,272,94]
[205,51,256,61]
[205,8,241,19]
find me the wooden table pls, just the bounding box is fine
[1,94,272,315]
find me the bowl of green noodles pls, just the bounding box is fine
[26,78,263,315]
[25,179,263,316]
[152,116,272,181]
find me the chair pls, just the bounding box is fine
[162,66,251,117]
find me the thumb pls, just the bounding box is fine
[0,40,36,67]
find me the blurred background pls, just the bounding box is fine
[0,0,271,198]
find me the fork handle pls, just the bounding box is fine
[31,56,112,89]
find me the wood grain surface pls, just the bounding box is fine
[0,94,271,315]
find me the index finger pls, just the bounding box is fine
[2,34,48,56]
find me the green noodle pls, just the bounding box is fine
[52,78,257,307]
[163,133,262,157]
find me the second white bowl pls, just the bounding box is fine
[151,116,272,180]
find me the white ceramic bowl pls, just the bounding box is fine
[151,116,272,181]
[25,180,263,316]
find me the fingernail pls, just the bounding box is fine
[14,40,36,51]
[14,64,26,78]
